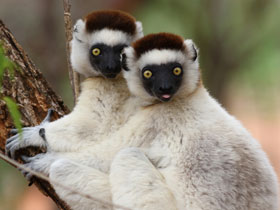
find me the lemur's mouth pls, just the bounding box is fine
[162,94,171,99]
[156,94,173,102]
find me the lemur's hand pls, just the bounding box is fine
[5,109,54,159]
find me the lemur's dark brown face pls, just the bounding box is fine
[141,62,183,102]
[89,43,127,78]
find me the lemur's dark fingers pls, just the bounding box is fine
[19,168,28,177]
[39,128,46,141]
[28,180,34,186]
[41,108,54,124]
[9,145,18,159]
[6,150,11,158]
[19,168,33,183]
[9,129,18,135]
[21,155,32,164]
[73,25,78,33]
[25,173,33,182]
[9,127,34,136]
[5,136,20,157]
[5,134,19,148]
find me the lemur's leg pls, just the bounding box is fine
[110,147,178,210]
[49,158,112,210]
[19,152,112,210]
[6,109,54,159]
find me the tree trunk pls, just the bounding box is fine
[0,20,71,210]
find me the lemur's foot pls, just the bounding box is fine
[20,155,35,184]
[20,154,50,185]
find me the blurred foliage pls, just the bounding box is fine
[0,160,27,210]
[3,97,22,135]
[136,0,280,107]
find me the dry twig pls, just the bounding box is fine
[62,0,80,103]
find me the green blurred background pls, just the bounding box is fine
[0,0,279,209]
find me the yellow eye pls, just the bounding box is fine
[143,70,153,79]
[173,67,182,76]
[92,48,101,56]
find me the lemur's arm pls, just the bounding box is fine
[5,103,95,158]
[5,77,113,157]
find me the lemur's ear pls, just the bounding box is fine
[121,46,135,71]
[184,39,198,62]
[133,21,144,41]
[73,19,86,42]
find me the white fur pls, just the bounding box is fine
[110,147,178,210]
[115,39,278,209]
[87,29,132,47]
[5,17,176,210]
[134,21,144,41]
[53,36,278,210]
[70,19,100,77]
[47,38,279,209]
[137,49,186,68]
[107,86,279,210]
[7,29,278,210]
[49,158,112,210]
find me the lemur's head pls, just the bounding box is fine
[71,10,143,78]
[122,33,200,103]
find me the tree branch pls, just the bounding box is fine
[62,0,80,104]
[0,20,71,210]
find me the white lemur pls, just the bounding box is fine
[5,10,152,210]
[8,32,279,210]
[6,9,143,159]
[110,33,279,210]
[6,11,177,210]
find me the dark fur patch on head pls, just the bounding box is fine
[132,33,185,58]
[84,10,136,35]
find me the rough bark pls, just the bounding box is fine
[0,20,71,210]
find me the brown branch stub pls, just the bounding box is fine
[62,0,80,104]
[0,19,71,210]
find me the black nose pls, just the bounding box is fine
[105,66,121,74]
[159,86,173,93]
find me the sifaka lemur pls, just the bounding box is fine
[5,10,151,210]
[6,30,278,210]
